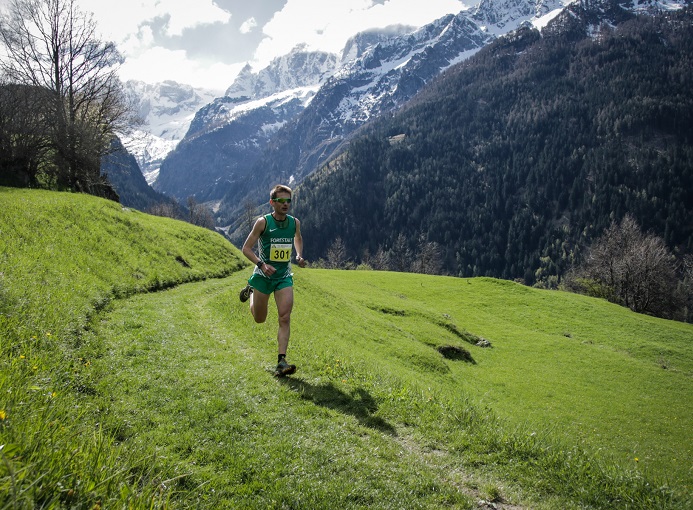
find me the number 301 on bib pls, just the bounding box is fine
[270,243,292,261]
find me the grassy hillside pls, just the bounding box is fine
[293,271,693,471]
[0,187,244,337]
[0,187,246,507]
[1,188,691,508]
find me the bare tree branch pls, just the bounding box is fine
[567,214,684,319]
[0,0,138,196]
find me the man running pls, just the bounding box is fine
[239,185,307,377]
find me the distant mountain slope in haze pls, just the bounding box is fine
[121,80,220,184]
[152,48,341,205]
[101,137,175,212]
[153,88,310,204]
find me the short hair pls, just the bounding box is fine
[270,184,292,199]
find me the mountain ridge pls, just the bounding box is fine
[116,0,689,269]
[153,0,575,216]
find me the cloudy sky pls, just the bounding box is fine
[68,0,468,92]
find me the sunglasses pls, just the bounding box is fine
[272,198,292,204]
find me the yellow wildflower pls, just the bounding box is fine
[0,410,6,420]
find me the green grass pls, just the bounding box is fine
[0,187,245,508]
[317,271,693,482]
[1,188,691,508]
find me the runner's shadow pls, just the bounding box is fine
[279,377,397,436]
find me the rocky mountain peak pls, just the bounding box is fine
[224,45,339,100]
[340,25,417,63]
[473,0,568,33]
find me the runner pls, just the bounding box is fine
[239,185,307,376]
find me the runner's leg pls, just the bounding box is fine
[250,289,270,324]
[274,286,294,355]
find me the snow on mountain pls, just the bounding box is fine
[154,0,588,215]
[232,0,574,148]
[152,90,308,202]
[119,133,176,185]
[121,80,220,184]
[624,0,687,13]
[472,0,569,35]
[187,86,317,140]
[323,12,493,129]
[147,0,685,224]
[153,47,338,202]
[282,0,576,144]
[225,46,338,101]
[139,1,571,194]
[339,25,418,63]
[180,28,418,147]
[187,47,339,143]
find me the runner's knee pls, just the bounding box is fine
[278,311,291,326]
[251,307,268,324]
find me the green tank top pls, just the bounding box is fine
[255,214,296,279]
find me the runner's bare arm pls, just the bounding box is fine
[242,217,267,265]
[294,218,306,267]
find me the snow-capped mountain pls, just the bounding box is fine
[121,80,220,184]
[184,48,339,144]
[151,48,343,204]
[179,27,418,146]
[225,46,339,101]
[153,0,576,213]
[152,87,311,204]
[143,0,687,231]
[473,0,566,33]
[231,2,581,229]
[152,20,470,205]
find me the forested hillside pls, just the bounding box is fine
[293,3,693,285]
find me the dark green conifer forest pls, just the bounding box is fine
[294,5,693,287]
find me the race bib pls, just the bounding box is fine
[270,243,292,262]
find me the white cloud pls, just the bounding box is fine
[87,0,231,41]
[12,0,467,89]
[120,25,154,57]
[80,0,235,89]
[240,17,258,34]
[118,46,241,91]
[164,2,231,37]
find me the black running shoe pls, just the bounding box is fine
[274,359,296,377]
[239,284,253,303]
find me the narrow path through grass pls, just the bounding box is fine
[82,270,687,509]
[88,274,503,509]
